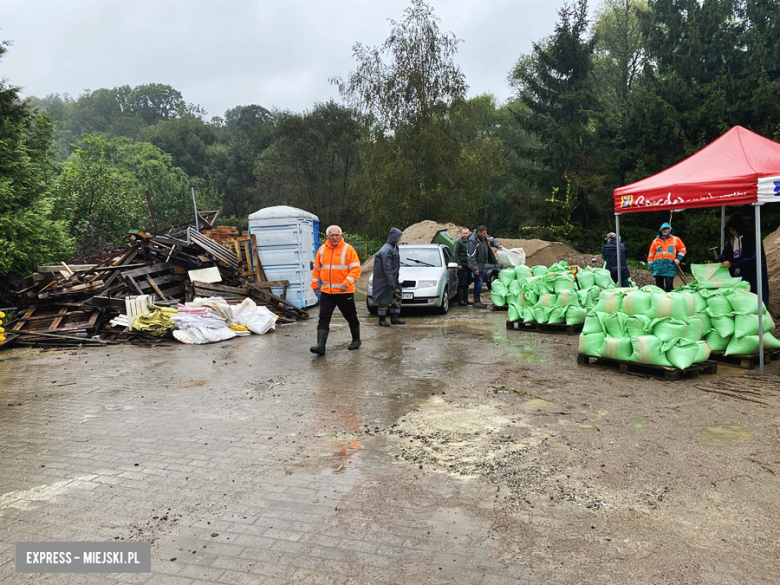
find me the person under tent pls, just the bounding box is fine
[719,213,770,305]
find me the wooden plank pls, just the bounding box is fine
[577,353,715,381]
[146,275,167,300]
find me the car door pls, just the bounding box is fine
[442,247,457,299]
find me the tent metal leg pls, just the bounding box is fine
[720,206,725,252]
[755,204,764,373]
[615,214,621,286]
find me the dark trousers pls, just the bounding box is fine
[609,267,630,288]
[655,275,675,292]
[472,271,484,301]
[318,292,359,331]
[457,266,472,290]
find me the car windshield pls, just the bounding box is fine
[400,248,441,267]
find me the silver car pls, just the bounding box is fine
[366,244,458,315]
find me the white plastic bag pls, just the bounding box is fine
[173,325,237,344]
[497,248,526,267]
[233,298,278,335]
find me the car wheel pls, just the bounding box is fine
[486,272,498,292]
[366,299,378,315]
[437,290,449,314]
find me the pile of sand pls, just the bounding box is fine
[356,220,582,292]
[765,224,780,320]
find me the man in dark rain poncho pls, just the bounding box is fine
[373,228,405,327]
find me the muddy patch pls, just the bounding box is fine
[387,397,614,510]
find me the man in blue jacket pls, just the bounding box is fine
[602,232,629,287]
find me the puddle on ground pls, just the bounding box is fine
[700,424,752,444]
[329,439,362,474]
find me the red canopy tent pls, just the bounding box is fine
[612,126,780,371]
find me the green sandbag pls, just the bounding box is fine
[682,316,705,341]
[553,277,576,293]
[734,313,775,338]
[690,291,707,313]
[508,280,521,296]
[690,263,744,289]
[548,261,570,272]
[579,332,606,357]
[522,306,536,323]
[602,337,633,361]
[491,292,507,307]
[514,265,533,280]
[506,293,519,306]
[582,312,605,334]
[533,306,551,323]
[696,311,712,335]
[726,289,763,314]
[641,285,665,294]
[491,281,508,296]
[531,265,548,277]
[722,334,780,356]
[593,268,613,289]
[576,270,596,288]
[536,293,557,308]
[577,286,599,309]
[704,329,730,351]
[603,312,628,338]
[557,289,580,307]
[632,335,674,366]
[508,302,522,322]
[548,306,566,324]
[534,279,555,294]
[625,315,652,338]
[647,292,695,320]
[694,340,712,363]
[706,293,733,316]
[593,290,623,314]
[666,338,699,369]
[622,290,652,315]
[498,268,516,286]
[523,288,539,305]
[566,306,587,325]
[711,315,735,338]
[652,318,688,342]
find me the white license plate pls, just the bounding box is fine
[402,292,413,300]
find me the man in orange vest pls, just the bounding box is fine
[310,225,362,356]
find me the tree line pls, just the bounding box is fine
[2,0,780,286]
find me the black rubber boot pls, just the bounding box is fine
[309,329,329,356]
[473,294,487,309]
[348,325,361,350]
[390,312,405,325]
[378,314,390,327]
[457,288,468,306]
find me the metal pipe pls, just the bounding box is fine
[720,206,726,253]
[755,204,764,373]
[191,187,199,233]
[615,213,621,287]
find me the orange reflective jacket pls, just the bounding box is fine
[311,240,361,294]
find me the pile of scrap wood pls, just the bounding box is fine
[0,227,308,349]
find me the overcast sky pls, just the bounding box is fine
[0,0,562,118]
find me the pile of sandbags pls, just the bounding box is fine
[579,263,780,369]
[493,262,616,327]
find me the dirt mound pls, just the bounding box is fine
[356,220,587,292]
[765,224,780,319]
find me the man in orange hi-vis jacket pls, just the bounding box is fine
[310,225,362,356]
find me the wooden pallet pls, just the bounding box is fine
[577,353,718,381]
[506,319,583,335]
[232,234,268,282]
[709,349,780,370]
[491,305,508,311]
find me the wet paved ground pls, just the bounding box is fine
[1,302,780,584]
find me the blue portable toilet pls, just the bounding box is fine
[248,205,320,308]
